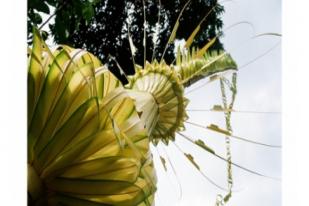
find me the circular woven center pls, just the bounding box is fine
[128,61,189,145]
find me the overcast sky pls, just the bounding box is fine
[152,0,282,205]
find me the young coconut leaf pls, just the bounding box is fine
[28,30,156,206]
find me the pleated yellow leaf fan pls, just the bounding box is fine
[28,26,237,205]
[28,29,156,206]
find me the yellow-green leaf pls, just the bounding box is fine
[184,25,200,48]
[207,124,231,136]
[184,153,200,170]
[159,156,167,171]
[168,21,179,44]
[212,105,234,112]
[195,139,215,154]
[196,37,217,58]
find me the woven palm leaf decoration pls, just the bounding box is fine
[28,25,237,205]
[28,29,156,206]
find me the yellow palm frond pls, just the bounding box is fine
[28,29,156,206]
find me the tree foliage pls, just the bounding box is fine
[28,0,99,41]
[28,0,225,83]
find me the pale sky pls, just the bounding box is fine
[152,0,281,205]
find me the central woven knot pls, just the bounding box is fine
[127,61,189,145]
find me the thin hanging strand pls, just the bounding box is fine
[142,0,147,67]
[185,121,281,148]
[28,1,68,41]
[219,74,237,203]
[180,21,258,94]
[238,41,281,69]
[186,108,281,115]
[185,0,236,49]
[170,0,236,65]
[127,23,137,71]
[107,54,128,79]
[172,141,229,191]
[151,0,162,61]
[184,34,281,95]
[185,73,221,94]
[177,132,281,181]
[160,0,192,62]
[38,2,68,31]
[173,21,255,68]
[157,145,183,200]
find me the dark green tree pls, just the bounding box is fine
[28,0,225,83]
[28,0,100,41]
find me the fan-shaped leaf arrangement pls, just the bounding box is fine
[28,28,237,206]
